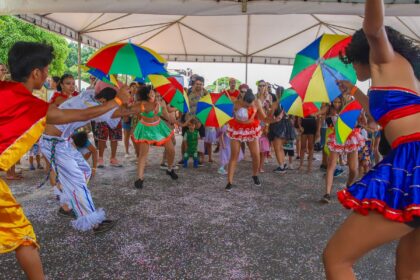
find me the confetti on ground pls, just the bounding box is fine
[1,136,397,279]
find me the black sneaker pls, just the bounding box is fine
[252,176,261,187]
[225,183,233,192]
[57,207,76,219]
[321,194,331,203]
[134,178,144,189]
[166,169,179,180]
[334,168,344,177]
[93,220,116,235]
[273,166,286,174]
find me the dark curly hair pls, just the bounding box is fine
[71,131,88,148]
[340,26,420,79]
[136,85,153,101]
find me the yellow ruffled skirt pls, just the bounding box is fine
[0,178,38,253]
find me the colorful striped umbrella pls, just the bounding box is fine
[335,99,362,144]
[280,88,321,117]
[148,74,189,113]
[86,42,167,79]
[196,93,233,128]
[81,65,119,86]
[289,34,357,103]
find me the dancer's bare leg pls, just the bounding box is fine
[323,212,412,280]
[325,152,338,195]
[396,228,420,279]
[137,143,149,180]
[247,140,260,177]
[164,141,175,169]
[227,140,241,184]
[273,138,285,167]
[346,151,358,187]
[16,245,44,280]
[307,135,314,172]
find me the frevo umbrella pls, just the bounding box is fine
[86,42,167,79]
[335,99,362,144]
[289,34,357,103]
[81,65,119,86]
[280,88,321,117]
[196,93,233,128]
[148,74,190,114]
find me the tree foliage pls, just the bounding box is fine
[64,42,96,83]
[0,16,69,76]
[206,77,241,93]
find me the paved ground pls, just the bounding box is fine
[1,135,396,279]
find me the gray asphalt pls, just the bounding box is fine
[1,136,396,279]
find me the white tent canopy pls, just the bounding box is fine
[2,0,419,65]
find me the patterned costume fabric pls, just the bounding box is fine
[41,89,119,231]
[40,135,105,231]
[227,107,262,142]
[338,87,420,224]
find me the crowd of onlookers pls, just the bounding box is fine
[1,63,381,203]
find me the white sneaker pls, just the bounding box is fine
[124,154,131,158]
[218,167,227,175]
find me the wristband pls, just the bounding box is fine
[349,86,358,96]
[114,97,123,106]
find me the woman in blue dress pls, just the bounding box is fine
[323,1,420,279]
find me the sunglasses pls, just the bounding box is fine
[258,84,266,87]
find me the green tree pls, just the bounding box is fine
[206,77,241,92]
[0,16,69,76]
[65,42,96,83]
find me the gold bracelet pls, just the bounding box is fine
[114,97,123,106]
[349,86,358,96]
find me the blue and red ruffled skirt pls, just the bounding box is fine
[338,133,420,223]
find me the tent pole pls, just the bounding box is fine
[77,34,82,91]
[245,59,248,84]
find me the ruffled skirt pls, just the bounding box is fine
[338,138,420,223]
[327,128,365,153]
[227,119,262,142]
[132,119,174,146]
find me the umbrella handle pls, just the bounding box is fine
[320,63,339,81]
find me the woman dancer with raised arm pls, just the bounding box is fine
[225,89,268,191]
[323,1,420,279]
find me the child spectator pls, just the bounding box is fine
[29,141,43,170]
[183,119,200,168]
[71,131,98,177]
[282,139,295,169]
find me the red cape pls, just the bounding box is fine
[0,81,49,171]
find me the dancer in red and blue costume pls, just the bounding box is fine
[323,1,420,279]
